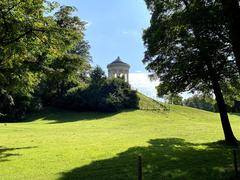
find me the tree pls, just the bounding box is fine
[57,67,139,112]
[38,40,91,105]
[218,79,240,112]
[39,6,90,104]
[0,1,88,120]
[90,66,107,84]
[184,95,216,112]
[143,0,238,144]
[0,0,50,99]
[164,94,183,105]
[219,0,240,73]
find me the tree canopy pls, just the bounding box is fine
[220,0,240,73]
[143,0,238,144]
[0,1,91,120]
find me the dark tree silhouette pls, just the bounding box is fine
[143,0,238,145]
[220,0,240,73]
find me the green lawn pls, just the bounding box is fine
[1,105,240,179]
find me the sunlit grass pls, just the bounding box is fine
[0,105,240,179]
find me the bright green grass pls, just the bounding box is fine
[1,106,240,179]
[138,92,166,110]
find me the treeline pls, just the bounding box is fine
[0,1,138,122]
[184,95,240,113]
[53,67,139,113]
[164,93,240,113]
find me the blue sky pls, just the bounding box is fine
[56,0,150,73]
[54,0,192,99]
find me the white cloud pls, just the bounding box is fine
[129,73,161,101]
[129,73,193,101]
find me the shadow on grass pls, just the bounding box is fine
[59,138,237,180]
[24,107,137,124]
[0,146,37,162]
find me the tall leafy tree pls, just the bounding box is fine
[39,40,91,105]
[221,79,240,109]
[164,94,183,105]
[90,66,107,84]
[143,0,238,144]
[184,94,216,112]
[220,0,240,72]
[0,1,88,119]
[0,0,49,97]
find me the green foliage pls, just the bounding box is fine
[232,101,240,113]
[143,0,236,96]
[221,80,240,108]
[0,1,90,121]
[90,65,106,84]
[219,0,240,73]
[98,78,139,112]
[1,1,53,97]
[163,94,183,105]
[184,92,240,113]
[0,92,42,122]
[143,0,238,144]
[99,93,123,112]
[38,41,91,105]
[0,89,14,119]
[184,95,216,112]
[57,67,139,112]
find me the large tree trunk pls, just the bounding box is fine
[182,0,238,145]
[207,61,238,145]
[212,77,238,145]
[220,0,240,73]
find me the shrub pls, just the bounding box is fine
[56,77,139,112]
[98,93,123,112]
[0,91,43,122]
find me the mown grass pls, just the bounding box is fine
[138,92,166,110]
[0,105,240,179]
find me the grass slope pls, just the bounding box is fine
[138,92,166,110]
[0,105,240,179]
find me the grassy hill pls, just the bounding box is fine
[0,97,240,179]
[138,92,167,111]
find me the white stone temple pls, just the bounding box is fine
[107,56,130,82]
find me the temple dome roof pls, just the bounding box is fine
[107,56,130,68]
